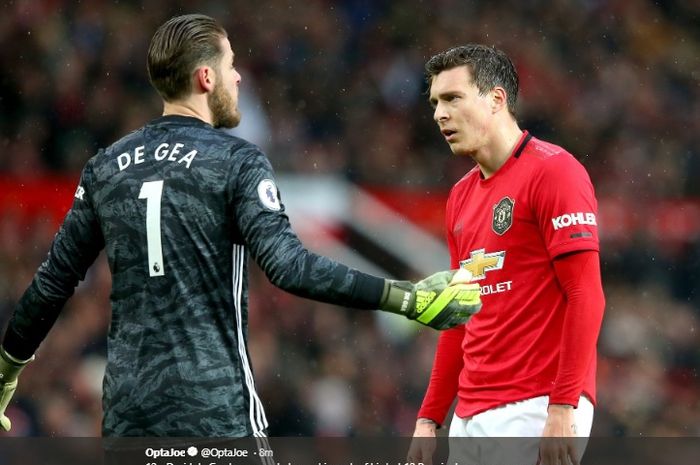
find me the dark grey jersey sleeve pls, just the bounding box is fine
[230,147,384,309]
[4,157,104,359]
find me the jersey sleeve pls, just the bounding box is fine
[550,250,605,406]
[531,153,599,259]
[415,190,464,425]
[417,325,464,425]
[229,146,384,309]
[445,185,460,270]
[3,157,105,359]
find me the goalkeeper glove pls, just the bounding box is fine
[0,346,34,432]
[380,269,481,330]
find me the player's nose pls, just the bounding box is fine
[433,103,448,122]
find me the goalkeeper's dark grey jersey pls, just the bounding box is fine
[5,115,384,437]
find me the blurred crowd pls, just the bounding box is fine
[0,0,699,437]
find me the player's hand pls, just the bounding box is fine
[407,418,438,465]
[539,404,579,465]
[0,347,34,432]
[380,269,481,330]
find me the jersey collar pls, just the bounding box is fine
[478,130,532,185]
[149,114,212,127]
[513,131,533,158]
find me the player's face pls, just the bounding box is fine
[208,37,242,128]
[429,66,495,157]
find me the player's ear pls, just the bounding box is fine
[491,86,508,114]
[194,66,216,93]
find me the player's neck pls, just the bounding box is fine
[162,98,213,126]
[475,120,523,179]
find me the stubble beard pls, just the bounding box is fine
[208,81,241,129]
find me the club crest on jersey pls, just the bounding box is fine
[257,179,281,211]
[492,196,514,235]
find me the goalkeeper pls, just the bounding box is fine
[0,13,481,438]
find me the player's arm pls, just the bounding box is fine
[531,152,603,410]
[0,158,104,431]
[229,147,480,328]
[531,153,604,464]
[406,325,464,464]
[407,191,466,463]
[415,217,466,428]
[540,250,604,465]
[549,250,605,407]
[417,324,465,427]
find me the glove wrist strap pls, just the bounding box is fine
[0,347,33,384]
[379,280,415,316]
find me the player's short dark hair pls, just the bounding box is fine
[425,44,519,116]
[147,14,227,101]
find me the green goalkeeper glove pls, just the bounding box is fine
[380,269,481,330]
[0,347,34,432]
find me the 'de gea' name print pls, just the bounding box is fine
[116,142,198,171]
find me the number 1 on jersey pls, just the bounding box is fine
[138,180,165,277]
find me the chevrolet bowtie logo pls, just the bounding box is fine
[459,249,506,280]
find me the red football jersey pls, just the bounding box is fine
[425,131,600,421]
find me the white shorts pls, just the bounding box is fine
[447,395,594,465]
